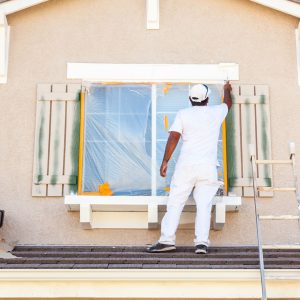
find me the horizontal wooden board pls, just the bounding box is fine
[33,175,77,185]
[39,92,80,101]
[228,177,271,187]
[232,95,269,104]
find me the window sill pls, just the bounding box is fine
[64,195,242,230]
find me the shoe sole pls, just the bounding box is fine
[147,246,176,253]
[195,249,207,254]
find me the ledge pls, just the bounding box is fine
[64,195,242,230]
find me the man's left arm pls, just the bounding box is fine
[160,131,181,177]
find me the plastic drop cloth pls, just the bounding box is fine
[82,83,224,196]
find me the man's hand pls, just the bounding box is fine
[224,81,232,92]
[160,160,168,177]
[223,81,232,110]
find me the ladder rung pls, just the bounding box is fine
[257,187,296,192]
[259,215,300,220]
[255,159,292,164]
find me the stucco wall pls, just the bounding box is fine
[0,0,300,246]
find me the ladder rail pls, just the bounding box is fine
[250,152,267,300]
[290,148,300,224]
[249,142,300,300]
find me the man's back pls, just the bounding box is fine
[170,103,228,166]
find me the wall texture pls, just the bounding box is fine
[0,0,300,246]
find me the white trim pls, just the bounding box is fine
[151,84,157,196]
[65,195,241,211]
[64,195,241,229]
[0,0,48,15]
[0,13,9,83]
[0,269,300,298]
[67,63,240,83]
[250,0,300,18]
[296,24,300,86]
[0,0,299,18]
[147,0,159,29]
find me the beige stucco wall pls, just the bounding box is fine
[0,0,300,246]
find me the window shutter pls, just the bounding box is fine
[32,83,81,196]
[226,84,272,197]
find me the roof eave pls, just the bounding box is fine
[250,0,300,19]
[0,0,300,19]
[0,0,48,15]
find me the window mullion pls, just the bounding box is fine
[151,84,157,196]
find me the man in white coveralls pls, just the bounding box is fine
[147,82,232,254]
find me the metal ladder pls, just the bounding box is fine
[249,142,300,300]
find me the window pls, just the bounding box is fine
[80,83,226,196]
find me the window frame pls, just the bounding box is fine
[77,82,229,196]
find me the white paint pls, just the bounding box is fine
[148,203,158,227]
[147,0,159,29]
[250,0,300,18]
[93,211,149,229]
[0,14,9,83]
[65,195,241,210]
[65,195,241,229]
[67,63,240,83]
[79,203,92,229]
[0,0,48,15]
[0,269,300,298]
[151,84,157,196]
[296,27,300,86]
[289,141,296,155]
[215,202,226,223]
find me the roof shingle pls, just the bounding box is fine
[0,245,299,269]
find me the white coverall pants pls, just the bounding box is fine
[159,163,220,246]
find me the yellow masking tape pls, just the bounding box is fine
[99,182,113,196]
[164,115,169,131]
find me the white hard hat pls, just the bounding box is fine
[189,84,210,102]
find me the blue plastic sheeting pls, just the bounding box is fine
[82,83,224,196]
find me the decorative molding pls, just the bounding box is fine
[67,63,239,83]
[146,0,159,29]
[64,195,241,230]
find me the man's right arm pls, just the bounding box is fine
[223,81,232,110]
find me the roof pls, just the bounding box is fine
[0,245,299,269]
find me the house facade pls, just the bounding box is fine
[1,1,300,298]
[0,0,300,246]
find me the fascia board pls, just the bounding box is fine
[250,0,300,18]
[0,0,299,18]
[0,269,300,298]
[0,0,48,15]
